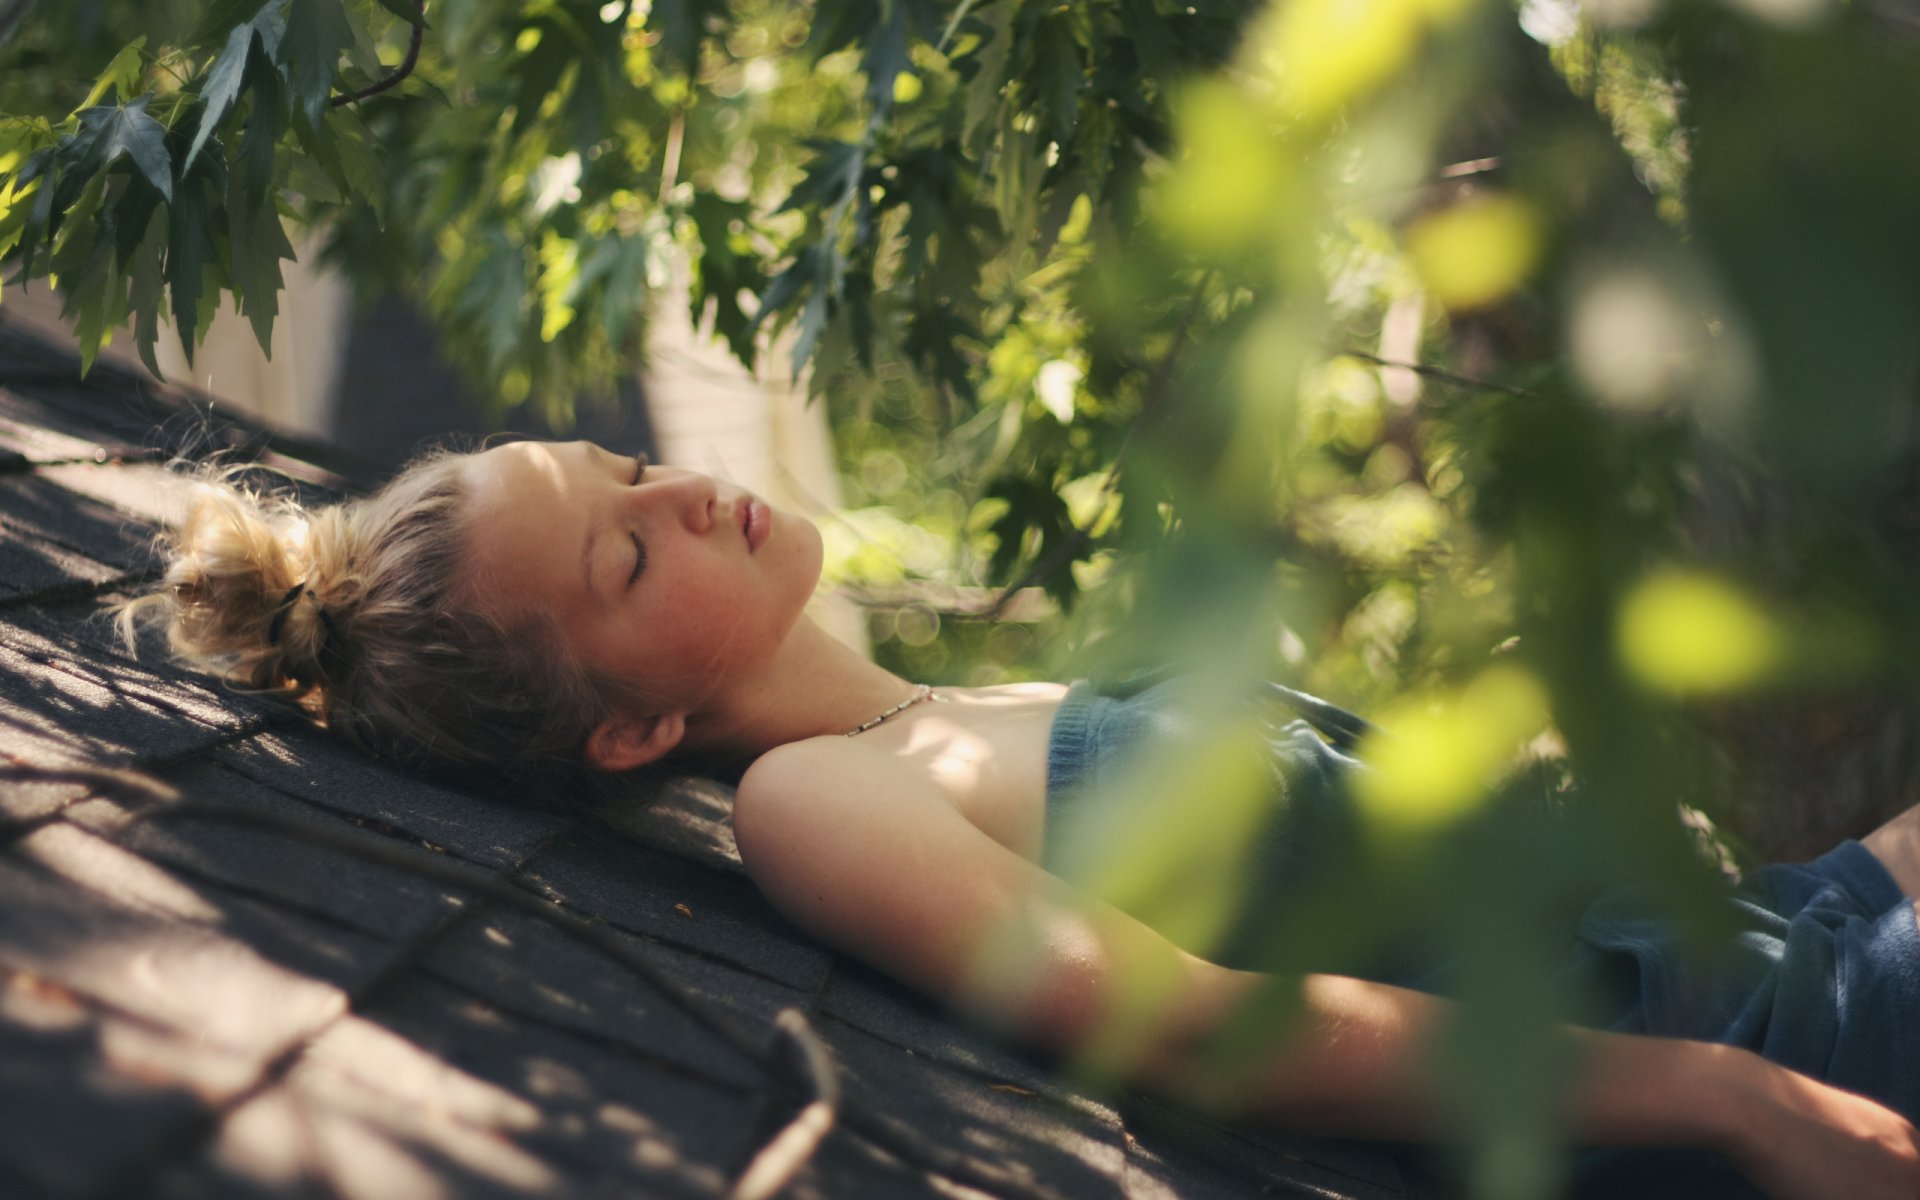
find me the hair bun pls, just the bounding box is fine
[127,472,346,702]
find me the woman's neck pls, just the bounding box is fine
[677,616,924,761]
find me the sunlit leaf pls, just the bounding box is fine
[1404,193,1542,311]
[1354,667,1550,834]
[1247,0,1474,121]
[1155,78,1294,259]
[1617,570,1780,696]
[76,37,148,112]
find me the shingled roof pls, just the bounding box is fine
[0,316,1422,1200]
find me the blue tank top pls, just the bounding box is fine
[1042,674,1391,977]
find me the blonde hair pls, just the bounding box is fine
[120,450,616,774]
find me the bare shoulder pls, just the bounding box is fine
[731,734,1222,1055]
[730,735,1035,1000]
[732,737,940,885]
[735,737,919,835]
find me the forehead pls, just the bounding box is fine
[460,441,593,612]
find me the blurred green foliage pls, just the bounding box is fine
[9,0,1920,1194]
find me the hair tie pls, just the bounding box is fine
[267,582,310,647]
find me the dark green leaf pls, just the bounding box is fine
[507,21,570,139]
[960,3,1014,157]
[805,0,874,62]
[863,2,909,116]
[1117,0,1176,84]
[125,206,168,377]
[236,44,288,202]
[47,170,110,284]
[278,0,355,124]
[687,193,761,364]
[1032,17,1084,145]
[65,240,124,377]
[750,245,818,341]
[165,164,220,364]
[190,0,276,47]
[226,168,296,354]
[327,108,386,223]
[109,168,161,265]
[648,0,725,76]
[789,280,831,373]
[74,96,173,202]
[777,141,864,215]
[187,20,260,171]
[12,151,63,281]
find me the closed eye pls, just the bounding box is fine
[625,451,650,586]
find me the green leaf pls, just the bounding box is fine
[187,21,260,172]
[109,168,162,266]
[74,96,174,202]
[279,0,355,124]
[369,0,428,28]
[778,141,864,215]
[47,170,110,285]
[1032,16,1084,145]
[863,2,909,116]
[126,206,169,377]
[750,244,818,340]
[236,44,288,201]
[648,0,725,76]
[960,3,1014,158]
[1117,0,1176,84]
[326,108,386,223]
[226,168,296,355]
[165,164,221,364]
[66,241,125,377]
[190,0,275,48]
[687,193,761,363]
[0,171,43,267]
[77,37,149,113]
[12,150,62,282]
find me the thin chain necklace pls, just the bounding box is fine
[845,683,942,737]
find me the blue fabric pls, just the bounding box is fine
[1043,675,1920,1125]
[1576,840,1920,1118]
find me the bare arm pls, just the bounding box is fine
[734,743,1920,1198]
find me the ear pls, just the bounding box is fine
[586,709,687,773]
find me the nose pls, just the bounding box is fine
[663,469,718,533]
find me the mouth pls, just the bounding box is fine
[742,498,770,552]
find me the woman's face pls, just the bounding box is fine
[459,440,824,715]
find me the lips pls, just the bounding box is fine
[742,498,770,552]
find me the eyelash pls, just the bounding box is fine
[626,452,649,587]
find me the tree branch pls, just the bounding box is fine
[330,1,426,108]
[1337,349,1538,398]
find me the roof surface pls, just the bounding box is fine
[0,317,1420,1200]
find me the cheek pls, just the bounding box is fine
[783,519,826,587]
